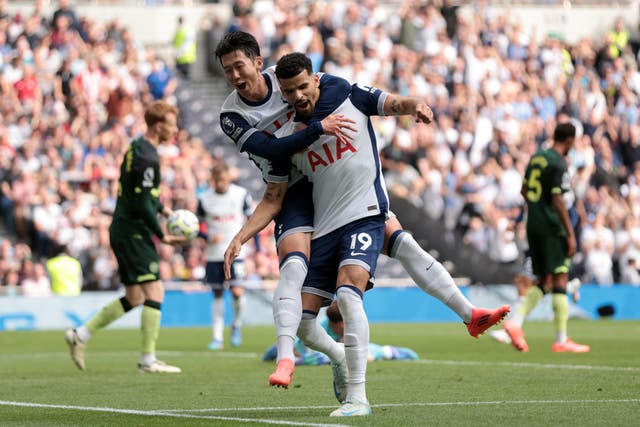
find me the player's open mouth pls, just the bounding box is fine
[236,82,247,90]
[296,100,309,109]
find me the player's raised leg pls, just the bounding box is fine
[384,217,509,337]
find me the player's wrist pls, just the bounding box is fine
[310,121,323,137]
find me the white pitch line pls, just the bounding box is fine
[157,399,640,414]
[0,350,259,359]
[416,359,640,372]
[370,399,640,408]
[2,352,638,371]
[0,400,349,427]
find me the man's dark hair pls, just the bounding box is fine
[275,53,313,80]
[214,31,260,63]
[553,122,576,143]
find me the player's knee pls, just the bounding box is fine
[278,234,311,260]
[123,292,144,307]
[273,296,301,329]
[537,283,549,294]
[297,311,318,344]
[336,286,363,312]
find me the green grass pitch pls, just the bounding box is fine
[0,320,638,426]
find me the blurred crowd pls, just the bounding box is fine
[1,0,640,296]
[0,0,279,295]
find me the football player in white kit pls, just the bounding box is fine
[217,33,509,395]
[215,31,355,390]
[197,162,252,350]
[225,53,510,417]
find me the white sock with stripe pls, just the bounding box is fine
[336,285,369,405]
[390,231,473,323]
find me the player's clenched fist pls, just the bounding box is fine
[415,104,433,124]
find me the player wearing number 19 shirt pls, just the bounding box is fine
[273,54,389,417]
[274,53,511,417]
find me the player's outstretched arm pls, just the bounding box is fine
[223,181,288,279]
[221,113,354,161]
[382,94,434,124]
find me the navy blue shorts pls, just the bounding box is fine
[274,178,314,246]
[204,261,245,291]
[302,214,385,305]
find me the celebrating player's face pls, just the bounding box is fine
[220,50,263,100]
[278,71,320,120]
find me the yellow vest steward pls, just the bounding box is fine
[173,27,196,65]
[47,255,82,296]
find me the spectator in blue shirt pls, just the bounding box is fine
[146,59,176,101]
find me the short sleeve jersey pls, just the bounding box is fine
[198,183,253,261]
[523,148,569,237]
[279,76,390,239]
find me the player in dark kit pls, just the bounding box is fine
[503,122,590,353]
[64,100,189,372]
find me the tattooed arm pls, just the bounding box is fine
[383,94,434,124]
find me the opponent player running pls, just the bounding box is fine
[217,32,508,389]
[503,123,589,353]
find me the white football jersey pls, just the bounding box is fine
[219,66,305,185]
[282,78,390,239]
[198,183,253,261]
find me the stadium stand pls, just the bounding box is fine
[1,0,640,295]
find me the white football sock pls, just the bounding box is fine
[75,325,91,343]
[273,253,306,362]
[510,311,525,327]
[212,297,224,342]
[507,297,525,324]
[297,312,345,363]
[232,293,245,329]
[390,232,473,323]
[336,286,369,405]
[139,353,155,366]
[555,330,568,344]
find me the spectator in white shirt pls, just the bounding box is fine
[581,212,615,285]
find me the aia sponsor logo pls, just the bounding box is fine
[307,137,356,172]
